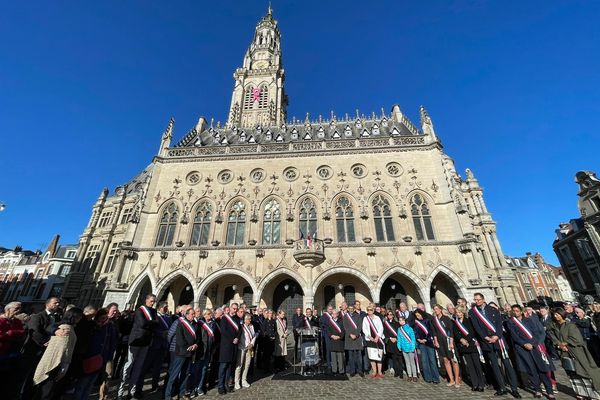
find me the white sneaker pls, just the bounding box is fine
[242,381,250,388]
[234,383,241,390]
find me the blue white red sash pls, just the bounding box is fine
[366,316,384,346]
[434,316,449,338]
[140,305,153,321]
[344,312,358,330]
[179,317,196,339]
[304,317,311,329]
[243,324,254,345]
[454,318,469,336]
[224,314,239,331]
[472,306,509,359]
[276,317,287,333]
[399,326,412,343]
[199,320,214,337]
[328,318,342,334]
[384,320,397,337]
[158,314,170,329]
[511,317,549,365]
[415,320,429,335]
[455,318,485,363]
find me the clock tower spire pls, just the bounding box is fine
[226,5,287,128]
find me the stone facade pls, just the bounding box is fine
[66,6,522,314]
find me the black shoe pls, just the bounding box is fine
[350,373,356,377]
[218,389,226,395]
[477,387,484,392]
[358,372,365,378]
[471,387,477,391]
[510,391,521,399]
[494,390,507,396]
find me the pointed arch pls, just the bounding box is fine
[198,268,259,305]
[224,197,249,246]
[375,266,427,305]
[190,197,215,246]
[257,268,308,298]
[155,268,198,301]
[369,191,396,242]
[312,267,375,300]
[332,194,358,243]
[408,190,436,241]
[154,200,181,247]
[126,272,157,305]
[260,196,283,244]
[426,264,468,298]
[295,194,320,238]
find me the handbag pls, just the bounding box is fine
[82,354,103,374]
[561,348,577,373]
[367,347,383,361]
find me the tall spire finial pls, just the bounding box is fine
[267,1,273,16]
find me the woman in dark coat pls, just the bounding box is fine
[453,306,485,392]
[261,309,277,373]
[506,305,554,399]
[553,307,600,399]
[382,310,403,378]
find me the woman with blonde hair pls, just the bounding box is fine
[362,304,385,378]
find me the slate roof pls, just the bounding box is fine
[175,113,422,148]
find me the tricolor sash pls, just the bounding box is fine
[200,321,215,337]
[344,312,358,331]
[454,318,469,336]
[140,305,153,321]
[399,326,412,343]
[511,317,549,365]
[415,320,429,336]
[243,324,254,345]
[384,320,398,337]
[224,314,239,331]
[276,317,287,333]
[158,314,170,329]
[328,318,342,334]
[304,317,311,329]
[179,317,196,339]
[455,318,485,363]
[433,317,449,338]
[472,306,509,359]
[366,316,384,346]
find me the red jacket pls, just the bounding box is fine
[0,316,26,356]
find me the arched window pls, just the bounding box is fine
[155,203,178,247]
[411,194,435,241]
[335,196,356,242]
[243,86,253,110]
[262,199,281,244]
[191,201,212,246]
[258,84,268,109]
[372,195,395,242]
[299,197,317,237]
[226,201,246,246]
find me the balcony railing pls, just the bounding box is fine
[293,239,326,267]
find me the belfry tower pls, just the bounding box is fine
[226,4,288,128]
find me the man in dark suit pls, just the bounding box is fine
[292,307,304,359]
[18,297,61,400]
[117,293,157,400]
[218,303,241,395]
[469,292,521,398]
[141,301,171,392]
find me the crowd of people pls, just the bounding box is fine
[2,293,600,399]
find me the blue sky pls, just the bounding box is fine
[0,1,598,264]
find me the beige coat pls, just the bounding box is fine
[275,317,288,357]
[33,325,77,385]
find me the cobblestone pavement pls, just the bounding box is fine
[92,364,577,400]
